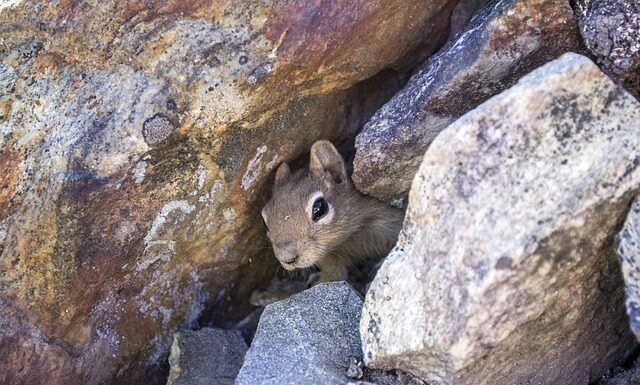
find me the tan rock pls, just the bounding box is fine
[361,53,640,385]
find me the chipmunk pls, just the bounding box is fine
[261,140,405,283]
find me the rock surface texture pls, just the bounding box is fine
[617,197,640,341]
[352,0,585,203]
[235,282,363,385]
[596,359,640,385]
[166,328,247,385]
[0,1,458,384]
[577,0,640,99]
[360,53,640,385]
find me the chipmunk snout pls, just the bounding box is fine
[273,242,300,269]
[281,255,299,264]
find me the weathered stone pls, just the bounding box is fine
[345,360,429,385]
[361,53,640,385]
[166,328,247,385]
[596,359,640,385]
[0,1,458,384]
[249,276,308,308]
[353,0,584,203]
[617,197,640,341]
[448,0,488,40]
[577,0,640,99]
[235,282,362,385]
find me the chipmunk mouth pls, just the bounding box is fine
[281,261,297,271]
[280,257,314,271]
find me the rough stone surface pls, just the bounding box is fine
[235,282,363,385]
[617,197,640,341]
[0,1,458,384]
[361,53,640,385]
[596,359,640,385]
[577,0,640,99]
[353,0,585,203]
[166,328,247,385]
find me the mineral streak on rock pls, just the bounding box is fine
[0,0,458,383]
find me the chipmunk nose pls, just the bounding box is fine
[281,255,299,264]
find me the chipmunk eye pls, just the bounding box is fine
[311,197,328,222]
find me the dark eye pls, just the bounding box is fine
[311,198,328,222]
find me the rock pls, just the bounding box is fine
[346,360,429,385]
[596,359,640,385]
[0,1,458,383]
[235,282,362,385]
[617,197,640,341]
[353,0,585,203]
[447,0,488,40]
[249,276,309,308]
[166,328,247,385]
[233,308,264,345]
[361,53,640,385]
[576,0,640,99]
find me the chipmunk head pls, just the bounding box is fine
[261,140,358,271]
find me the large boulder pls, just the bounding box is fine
[352,0,585,203]
[235,282,362,385]
[0,1,458,384]
[360,53,640,385]
[166,328,247,385]
[576,0,640,99]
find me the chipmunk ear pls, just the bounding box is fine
[310,140,347,185]
[274,162,291,186]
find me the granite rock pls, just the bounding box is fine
[361,53,640,385]
[235,282,362,385]
[596,359,640,385]
[617,197,640,341]
[166,328,247,385]
[353,0,584,203]
[577,0,640,99]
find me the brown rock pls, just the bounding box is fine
[0,1,457,384]
[353,0,585,204]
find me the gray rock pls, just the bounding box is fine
[361,53,640,385]
[577,0,640,99]
[235,282,363,385]
[249,277,309,307]
[617,197,640,341]
[596,359,640,385]
[166,328,248,385]
[352,0,585,203]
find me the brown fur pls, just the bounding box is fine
[261,140,405,282]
